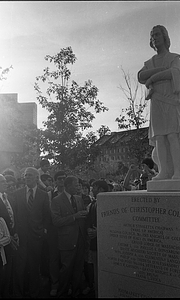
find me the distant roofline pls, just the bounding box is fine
[94,126,149,147]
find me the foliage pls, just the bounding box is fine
[97,125,111,138]
[34,46,108,168]
[123,128,153,165]
[10,125,42,171]
[116,161,129,176]
[116,68,151,164]
[0,65,13,82]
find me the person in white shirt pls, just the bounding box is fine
[0,174,18,298]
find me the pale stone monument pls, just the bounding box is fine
[97,191,180,298]
[97,25,180,298]
[138,25,180,183]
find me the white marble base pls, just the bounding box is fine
[147,179,180,192]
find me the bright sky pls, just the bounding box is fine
[0,1,180,133]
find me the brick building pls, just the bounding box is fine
[93,127,152,178]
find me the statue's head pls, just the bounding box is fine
[150,25,170,51]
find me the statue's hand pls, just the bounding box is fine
[145,85,154,100]
[145,78,152,89]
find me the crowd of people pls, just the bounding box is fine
[1,23,179,298]
[0,156,158,298]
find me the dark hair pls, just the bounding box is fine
[150,25,170,51]
[92,180,109,192]
[82,181,90,192]
[142,157,154,170]
[89,178,96,186]
[40,159,50,168]
[54,170,66,181]
[41,174,53,182]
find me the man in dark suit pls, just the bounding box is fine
[40,170,67,297]
[47,170,67,297]
[51,175,88,298]
[0,174,18,298]
[12,167,51,298]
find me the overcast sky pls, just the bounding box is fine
[0,1,180,133]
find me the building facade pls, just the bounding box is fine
[93,127,152,178]
[0,93,38,173]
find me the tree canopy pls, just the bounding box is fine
[97,125,111,138]
[34,46,108,168]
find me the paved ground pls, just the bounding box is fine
[39,275,95,298]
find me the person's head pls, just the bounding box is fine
[2,168,15,177]
[92,180,109,198]
[4,175,17,192]
[76,178,83,195]
[41,174,53,188]
[0,174,7,193]
[40,159,50,173]
[24,167,39,188]
[89,178,95,186]
[64,176,79,196]
[54,170,66,192]
[150,25,170,51]
[82,182,90,196]
[142,157,154,170]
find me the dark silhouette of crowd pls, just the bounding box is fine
[0,156,158,298]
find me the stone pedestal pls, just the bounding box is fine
[147,179,180,192]
[97,191,180,298]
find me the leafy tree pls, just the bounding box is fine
[34,46,108,168]
[11,125,42,171]
[116,161,129,176]
[97,125,111,138]
[115,67,152,164]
